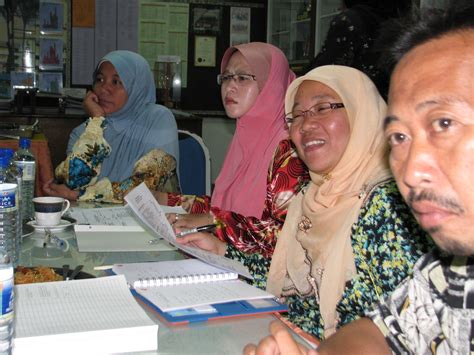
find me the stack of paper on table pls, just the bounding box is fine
[112,259,287,324]
[14,275,158,355]
[71,205,184,252]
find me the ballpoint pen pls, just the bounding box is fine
[175,224,216,238]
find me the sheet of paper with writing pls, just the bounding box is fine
[70,205,186,228]
[124,183,253,279]
[14,275,158,354]
[70,205,144,230]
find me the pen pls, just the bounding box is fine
[176,224,216,238]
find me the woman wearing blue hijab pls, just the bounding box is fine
[44,50,180,202]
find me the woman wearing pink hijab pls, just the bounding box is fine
[158,42,308,257]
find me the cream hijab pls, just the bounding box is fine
[267,65,391,337]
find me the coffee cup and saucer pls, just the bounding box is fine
[27,197,76,233]
[28,197,73,259]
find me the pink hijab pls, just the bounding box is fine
[211,42,295,218]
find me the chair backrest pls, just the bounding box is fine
[178,130,211,196]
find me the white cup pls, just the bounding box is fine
[32,197,70,226]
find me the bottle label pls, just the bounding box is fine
[0,269,13,316]
[15,161,35,181]
[0,185,17,211]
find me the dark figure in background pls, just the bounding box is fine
[306,0,411,98]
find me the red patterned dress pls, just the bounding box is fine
[166,139,309,257]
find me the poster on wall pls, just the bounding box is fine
[40,2,64,34]
[230,7,250,46]
[39,38,63,70]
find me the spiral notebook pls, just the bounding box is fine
[111,259,287,324]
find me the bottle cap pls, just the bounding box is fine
[19,137,31,149]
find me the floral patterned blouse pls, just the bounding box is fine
[55,117,179,203]
[167,139,309,258]
[227,180,433,340]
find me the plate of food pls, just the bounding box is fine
[14,266,95,284]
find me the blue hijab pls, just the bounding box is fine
[69,50,179,182]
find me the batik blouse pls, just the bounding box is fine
[227,180,433,339]
[167,139,309,257]
[56,116,179,203]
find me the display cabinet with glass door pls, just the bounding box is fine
[267,0,342,74]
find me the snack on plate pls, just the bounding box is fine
[14,266,63,284]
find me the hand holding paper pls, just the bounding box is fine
[124,183,253,279]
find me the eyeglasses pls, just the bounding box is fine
[217,73,257,85]
[285,102,345,125]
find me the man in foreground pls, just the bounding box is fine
[244,1,474,354]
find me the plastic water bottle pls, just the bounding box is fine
[13,138,35,222]
[2,150,22,247]
[0,154,19,267]
[0,254,14,355]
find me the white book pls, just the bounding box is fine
[112,259,276,312]
[14,275,158,355]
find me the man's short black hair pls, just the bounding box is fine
[378,0,474,75]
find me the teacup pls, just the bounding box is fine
[32,197,70,226]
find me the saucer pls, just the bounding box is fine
[22,224,35,238]
[27,217,76,232]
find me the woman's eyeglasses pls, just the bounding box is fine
[217,73,257,85]
[285,102,345,125]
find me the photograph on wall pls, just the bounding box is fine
[39,38,63,70]
[230,7,250,46]
[38,72,63,93]
[0,73,12,99]
[11,72,36,89]
[192,7,221,34]
[40,2,64,34]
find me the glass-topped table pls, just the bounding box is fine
[19,223,307,354]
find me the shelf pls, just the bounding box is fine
[272,30,290,35]
[320,11,340,19]
[292,18,311,24]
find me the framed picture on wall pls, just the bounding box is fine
[230,7,250,46]
[40,2,64,34]
[194,36,216,67]
[0,73,12,99]
[11,72,36,89]
[39,38,63,70]
[192,7,221,34]
[39,72,63,93]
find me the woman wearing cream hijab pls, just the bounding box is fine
[264,65,431,340]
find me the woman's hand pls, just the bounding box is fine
[43,180,79,201]
[175,232,227,256]
[243,321,317,355]
[167,213,214,229]
[83,90,106,117]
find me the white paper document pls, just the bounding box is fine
[124,183,253,279]
[14,275,158,355]
[71,205,182,252]
[70,206,144,230]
